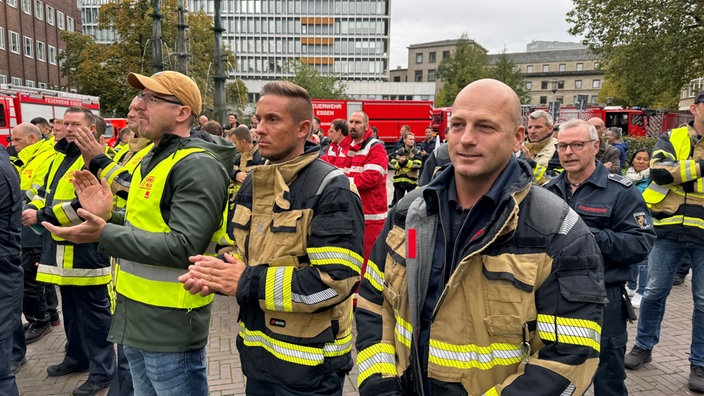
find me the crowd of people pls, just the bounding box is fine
[0,70,703,396]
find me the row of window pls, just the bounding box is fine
[6,0,74,31]
[538,95,600,105]
[525,79,601,90]
[415,51,451,64]
[0,28,60,64]
[224,0,387,15]
[235,57,385,75]
[231,17,387,36]
[233,37,386,57]
[413,69,436,82]
[0,74,49,89]
[523,62,597,73]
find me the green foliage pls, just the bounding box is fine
[567,0,704,108]
[60,0,240,116]
[486,51,529,104]
[284,60,347,99]
[436,34,487,107]
[623,136,657,169]
[225,78,249,115]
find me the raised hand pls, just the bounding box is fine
[72,170,113,220]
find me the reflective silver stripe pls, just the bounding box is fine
[364,213,387,221]
[363,259,384,291]
[537,321,601,344]
[363,163,387,175]
[559,208,579,235]
[61,202,82,224]
[118,259,187,283]
[102,163,121,183]
[357,348,396,375]
[647,182,669,195]
[308,248,363,273]
[315,169,345,196]
[429,343,522,366]
[238,322,324,366]
[204,241,218,255]
[292,288,337,305]
[37,263,112,278]
[322,334,353,356]
[272,267,288,311]
[560,383,576,396]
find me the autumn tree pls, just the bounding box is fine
[285,60,347,99]
[435,34,488,107]
[568,0,704,108]
[487,51,529,104]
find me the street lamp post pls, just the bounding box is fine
[212,0,226,126]
[550,80,560,121]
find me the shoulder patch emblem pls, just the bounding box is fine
[633,212,651,229]
[608,173,632,187]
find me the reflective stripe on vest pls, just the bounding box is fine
[116,147,213,309]
[362,258,384,292]
[356,343,397,386]
[536,314,601,352]
[643,126,689,205]
[36,244,112,286]
[394,311,412,349]
[238,321,353,366]
[428,339,523,370]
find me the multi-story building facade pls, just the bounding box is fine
[185,0,391,82]
[405,38,486,89]
[0,0,79,88]
[502,46,604,107]
[80,0,116,44]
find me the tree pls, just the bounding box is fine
[435,33,488,107]
[60,0,239,116]
[567,0,704,108]
[224,78,249,117]
[487,51,529,104]
[285,60,347,99]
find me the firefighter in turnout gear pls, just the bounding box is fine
[180,81,364,395]
[389,132,422,206]
[354,79,607,396]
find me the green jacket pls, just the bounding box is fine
[100,132,233,352]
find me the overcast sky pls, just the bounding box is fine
[389,0,581,69]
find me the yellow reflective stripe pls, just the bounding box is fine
[58,244,73,269]
[394,311,412,348]
[363,258,384,292]
[392,176,418,185]
[238,322,350,366]
[653,215,704,230]
[428,340,522,370]
[356,343,397,386]
[307,246,364,274]
[115,261,213,309]
[537,314,601,352]
[652,149,676,161]
[36,263,112,286]
[265,266,294,312]
[483,386,499,396]
[101,162,124,184]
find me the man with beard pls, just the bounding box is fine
[519,110,560,185]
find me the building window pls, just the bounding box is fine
[556,96,564,103]
[591,95,598,104]
[0,75,7,84]
[557,81,564,89]
[38,82,47,88]
[36,41,45,61]
[427,69,436,82]
[34,0,43,20]
[525,81,532,90]
[428,51,436,63]
[526,65,533,73]
[592,79,601,89]
[541,81,548,89]
[393,76,400,82]
[46,5,54,25]
[25,80,35,87]
[11,77,22,85]
[22,0,30,14]
[0,28,4,50]
[67,16,74,32]
[48,45,56,64]
[576,63,583,71]
[24,36,33,57]
[7,0,17,7]
[9,31,20,54]
[414,70,423,82]
[575,80,582,89]
[57,11,65,29]
[539,96,547,104]
[542,64,549,72]
[559,63,566,72]
[442,50,450,60]
[415,53,423,64]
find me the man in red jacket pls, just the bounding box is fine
[345,111,388,260]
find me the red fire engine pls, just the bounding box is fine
[312,99,436,148]
[0,84,100,146]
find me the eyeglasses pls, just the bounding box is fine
[556,140,596,152]
[137,92,183,106]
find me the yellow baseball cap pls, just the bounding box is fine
[127,71,202,116]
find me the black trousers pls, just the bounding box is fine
[593,284,628,396]
[0,335,19,396]
[245,371,345,396]
[22,247,58,324]
[59,285,115,383]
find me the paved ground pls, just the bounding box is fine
[13,174,704,395]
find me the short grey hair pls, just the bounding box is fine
[607,127,622,139]
[529,110,554,128]
[559,119,598,141]
[14,122,42,139]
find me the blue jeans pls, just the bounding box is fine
[635,238,704,365]
[628,260,648,295]
[123,346,207,396]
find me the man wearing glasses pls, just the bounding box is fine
[43,70,233,395]
[545,119,655,395]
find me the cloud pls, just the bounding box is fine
[389,0,580,69]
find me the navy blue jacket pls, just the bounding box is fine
[0,145,23,339]
[545,162,655,283]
